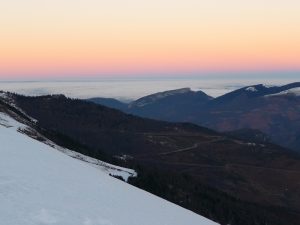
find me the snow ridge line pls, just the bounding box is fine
[0,98,137,182]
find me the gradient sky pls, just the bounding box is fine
[0,0,300,79]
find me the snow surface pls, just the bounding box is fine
[0,114,218,225]
[0,112,27,130]
[265,87,300,97]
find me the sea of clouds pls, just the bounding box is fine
[0,78,298,102]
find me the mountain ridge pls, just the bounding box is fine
[88,82,300,151]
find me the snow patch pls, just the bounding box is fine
[245,86,258,92]
[265,87,300,97]
[262,84,275,88]
[0,91,8,99]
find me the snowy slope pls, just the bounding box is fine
[265,87,300,97]
[0,112,136,182]
[0,113,218,225]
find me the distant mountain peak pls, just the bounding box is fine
[219,83,300,101]
[129,88,193,108]
[143,87,192,99]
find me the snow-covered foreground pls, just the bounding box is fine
[0,114,218,225]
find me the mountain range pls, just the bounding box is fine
[1,90,300,225]
[88,82,300,152]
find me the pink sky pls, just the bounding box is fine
[0,0,300,79]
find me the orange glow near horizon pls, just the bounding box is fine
[0,0,300,78]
